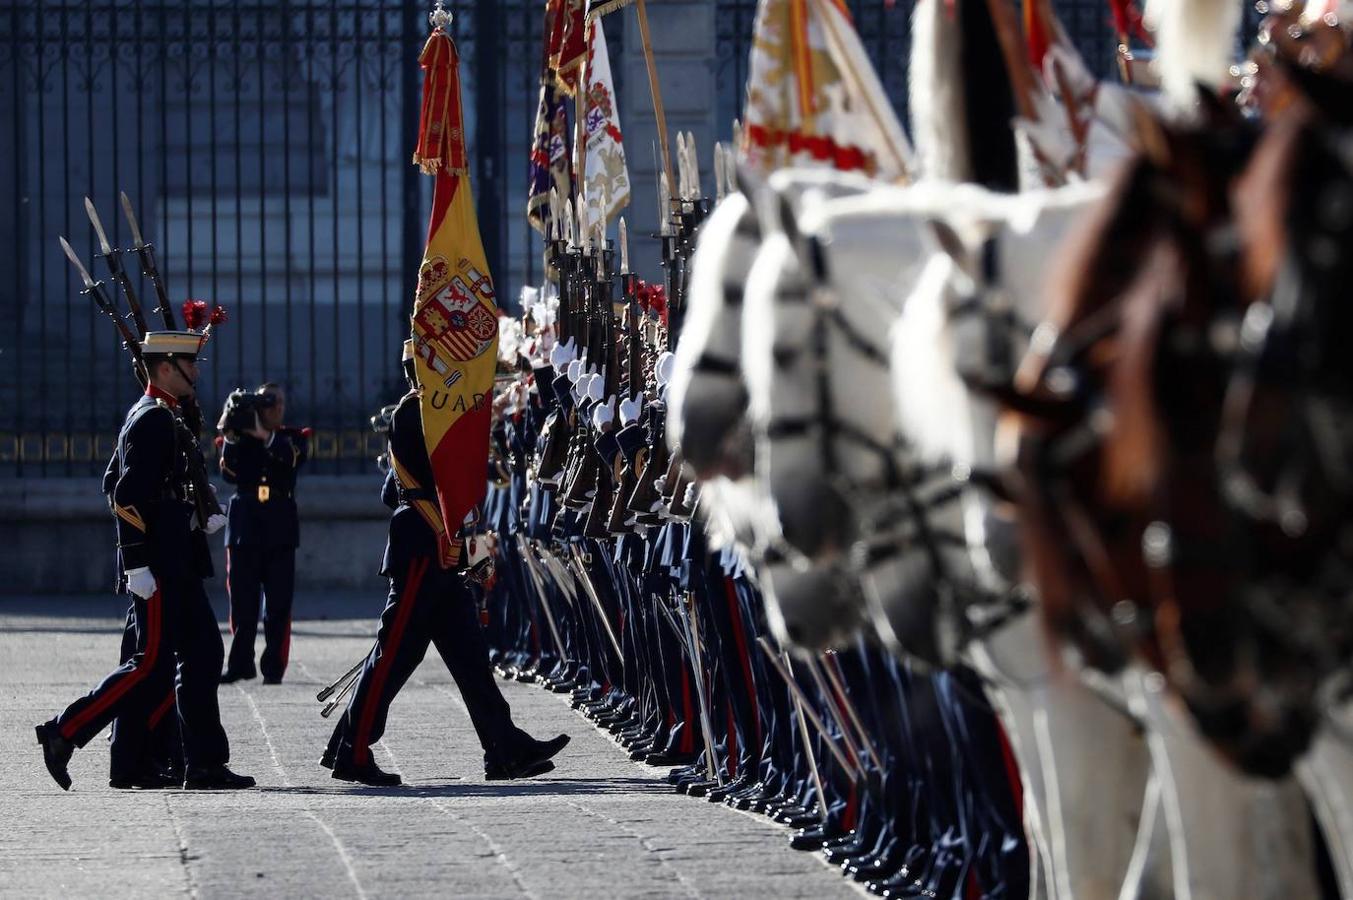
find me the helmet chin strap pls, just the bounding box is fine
[171,357,198,392]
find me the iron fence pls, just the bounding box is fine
[1,0,1264,478]
[0,0,567,476]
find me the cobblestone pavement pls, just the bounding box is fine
[0,594,858,899]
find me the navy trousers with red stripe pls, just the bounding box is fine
[54,574,230,771]
[328,555,525,769]
[225,546,296,680]
[109,602,183,781]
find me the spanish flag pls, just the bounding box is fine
[409,23,498,552]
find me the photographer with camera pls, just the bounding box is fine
[216,383,311,685]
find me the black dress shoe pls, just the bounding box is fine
[331,759,401,787]
[261,676,282,685]
[319,750,336,770]
[485,758,555,781]
[219,670,256,685]
[184,765,257,789]
[110,767,181,790]
[489,732,570,780]
[35,722,73,791]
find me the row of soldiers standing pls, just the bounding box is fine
[470,188,1033,898]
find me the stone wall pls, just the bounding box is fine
[0,475,389,596]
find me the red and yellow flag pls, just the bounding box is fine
[409,25,498,550]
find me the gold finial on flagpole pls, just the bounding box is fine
[429,0,452,30]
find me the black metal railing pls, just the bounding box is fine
[0,0,567,476]
[0,0,1262,478]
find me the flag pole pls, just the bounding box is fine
[587,0,674,209]
[633,0,675,204]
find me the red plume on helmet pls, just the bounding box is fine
[182,299,210,331]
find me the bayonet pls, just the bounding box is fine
[714,143,726,202]
[61,235,146,384]
[119,190,177,329]
[618,217,629,275]
[120,189,146,247]
[59,234,97,290]
[85,196,113,255]
[686,132,700,200]
[86,196,148,338]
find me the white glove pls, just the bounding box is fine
[204,513,227,535]
[550,337,577,373]
[592,398,615,431]
[655,352,676,388]
[683,483,699,509]
[619,393,643,427]
[583,374,605,403]
[653,475,667,495]
[566,357,585,384]
[125,566,157,599]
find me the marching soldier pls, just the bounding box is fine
[219,383,310,685]
[35,331,255,791]
[320,341,569,786]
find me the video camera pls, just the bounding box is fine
[218,388,279,438]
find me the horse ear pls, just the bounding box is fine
[1128,97,1171,168]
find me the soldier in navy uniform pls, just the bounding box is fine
[320,340,570,786]
[218,383,310,685]
[35,331,255,791]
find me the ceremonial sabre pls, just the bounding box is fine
[755,637,859,781]
[680,592,722,784]
[822,651,884,773]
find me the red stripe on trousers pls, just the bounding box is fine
[149,688,176,729]
[994,716,1024,819]
[678,661,696,753]
[61,586,163,739]
[353,556,429,765]
[722,576,762,749]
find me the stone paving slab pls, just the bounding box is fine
[0,594,859,899]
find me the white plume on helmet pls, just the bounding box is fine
[1144,0,1243,111]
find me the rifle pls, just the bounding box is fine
[60,236,148,389]
[583,244,620,539]
[85,197,149,339]
[119,191,178,329]
[60,234,223,529]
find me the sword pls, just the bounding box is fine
[537,545,581,609]
[60,235,147,387]
[679,591,722,784]
[566,544,624,660]
[803,655,869,781]
[755,636,859,781]
[821,651,885,773]
[85,197,148,339]
[119,191,177,329]
[316,659,364,703]
[516,535,567,659]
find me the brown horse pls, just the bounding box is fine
[1005,52,1353,780]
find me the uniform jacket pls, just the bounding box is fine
[220,428,309,549]
[380,390,457,576]
[102,389,214,586]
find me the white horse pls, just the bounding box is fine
[887,179,1333,899]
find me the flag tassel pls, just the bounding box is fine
[411,27,468,176]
